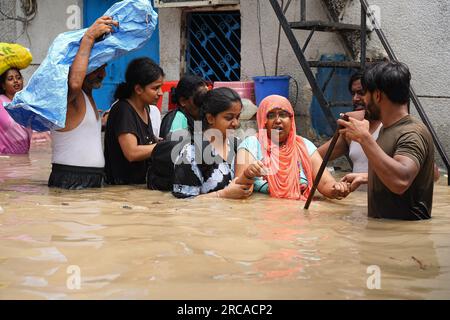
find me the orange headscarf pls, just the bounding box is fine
[256,95,313,200]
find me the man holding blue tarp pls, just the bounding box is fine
[4,0,159,189]
[48,16,118,190]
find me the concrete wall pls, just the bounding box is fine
[7,0,83,80]
[0,0,17,42]
[158,7,182,81]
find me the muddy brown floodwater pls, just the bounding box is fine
[1,142,449,299]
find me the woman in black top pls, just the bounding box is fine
[172,87,254,199]
[104,58,164,185]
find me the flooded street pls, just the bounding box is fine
[1,143,450,300]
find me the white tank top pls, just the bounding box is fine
[51,91,105,168]
[349,123,382,173]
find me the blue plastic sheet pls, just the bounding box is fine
[5,0,158,131]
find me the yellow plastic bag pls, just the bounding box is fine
[0,43,33,75]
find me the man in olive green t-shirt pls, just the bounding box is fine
[338,61,434,220]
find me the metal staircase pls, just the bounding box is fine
[269,0,450,185]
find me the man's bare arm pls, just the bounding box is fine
[67,16,118,104]
[317,110,365,160]
[317,135,349,161]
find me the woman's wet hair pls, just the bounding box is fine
[195,87,242,130]
[0,68,22,95]
[172,74,207,105]
[362,61,411,104]
[113,57,164,100]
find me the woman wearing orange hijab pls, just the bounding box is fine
[235,95,350,201]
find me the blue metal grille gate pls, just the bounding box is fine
[186,11,241,82]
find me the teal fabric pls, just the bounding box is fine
[237,135,317,194]
[169,111,188,133]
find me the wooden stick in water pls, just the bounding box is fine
[304,114,349,209]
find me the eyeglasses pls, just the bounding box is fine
[266,110,293,120]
